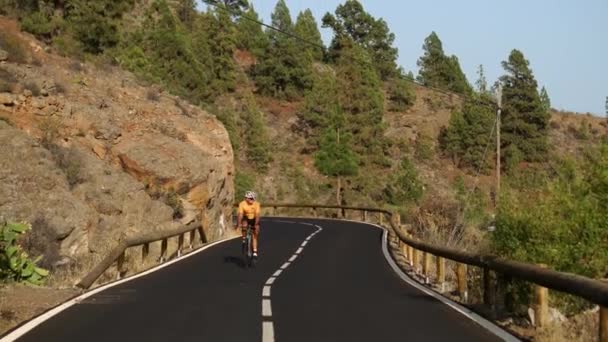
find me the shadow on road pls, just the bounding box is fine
[224,256,246,269]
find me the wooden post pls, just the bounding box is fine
[160,238,168,262]
[601,305,608,342]
[313,207,317,218]
[483,268,496,314]
[407,235,414,266]
[142,243,149,263]
[534,264,549,328]
[379,213,384,226]
[423,252,431,284]
[412,248,420,272]
[457,263,468,303]
[362,210,367,222]
[117,250,125,279]
[437,257,445,292]
[189,230,196,249]
[177,233,184,257]
[341,208,346,218]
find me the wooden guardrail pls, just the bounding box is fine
[262,203,608,342]
[77,221,207,289]
[79,202,608,341]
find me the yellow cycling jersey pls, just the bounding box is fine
[237,200,261,220]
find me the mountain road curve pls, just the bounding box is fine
[2,218,518,342]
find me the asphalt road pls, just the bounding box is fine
[12,218,507,342]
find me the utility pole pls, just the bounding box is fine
[495,84,503,206]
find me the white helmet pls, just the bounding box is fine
[244,191,256,200]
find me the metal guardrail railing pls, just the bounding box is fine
[78,203,608,341]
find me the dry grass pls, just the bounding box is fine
[0,29,28,64]
[0,67,17,93]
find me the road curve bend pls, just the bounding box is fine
[3,218,517,342]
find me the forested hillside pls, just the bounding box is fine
[2,0,608,320]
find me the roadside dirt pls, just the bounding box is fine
[0,284,80,336]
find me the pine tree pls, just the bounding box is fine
[236,5,268,57]
[500,49,549,167]
[384,157,424,205]
[417,31,471,94]
[301,70,339,133]
[539,86,551,113]
[65,0,134,53]
[118,0,211,102]
[294,9,324,62]
[322,0,398,80]
[252,0,312,99]
[207,6,238,94]
[173,0,196,30]
[335,38,384,156]
[205,0,248,14]
[439,99,495,170]
[314,107,358,205]
[243,97,272,171]
[475,64,488,94]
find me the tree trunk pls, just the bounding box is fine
[336,176,341,205]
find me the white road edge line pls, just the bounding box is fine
[280,262,290,270]
[273,270,283,277]
[0,236,240,342]
[266,277,276,285]
[375,224,520,342]
[288,255,297,262]
[295,247,303,254]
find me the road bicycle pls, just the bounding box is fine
[242,222,256,268]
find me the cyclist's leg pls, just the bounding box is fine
[252,222,259,255]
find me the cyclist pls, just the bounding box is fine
[235,191,261,259]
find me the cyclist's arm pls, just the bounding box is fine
[236,203,244,229]
[254,203,261,226]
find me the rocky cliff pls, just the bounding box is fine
[0,21,234,281]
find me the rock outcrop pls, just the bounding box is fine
[0,25,234,279]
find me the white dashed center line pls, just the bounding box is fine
[262,223,323,342]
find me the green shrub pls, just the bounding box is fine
[235,171,255,202]
[387,77,415,112]
[21,11,63,41]
[492,145,608,315]
[0,220,49,285]
[414,135,434,162]
[0,30,28,64]
[38,117,61,148]
[24,81,41,96]
[49,146,84,188]
[164,188,183,219]
[384,157,424,205]
[0,68,18,93]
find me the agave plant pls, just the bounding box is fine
[0,220,49,285]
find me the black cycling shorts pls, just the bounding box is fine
[241,218,257,228]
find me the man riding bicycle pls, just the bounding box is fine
[235,191,261,259]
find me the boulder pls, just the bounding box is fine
[0,93,15,106]
[0,121,94,260]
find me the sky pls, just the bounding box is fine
[200,0,608,116]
